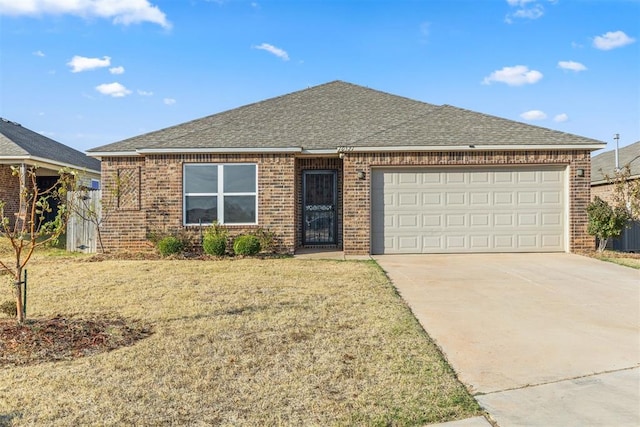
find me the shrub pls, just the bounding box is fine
[203,234,227,256]
[233,235,261,256]
[157,236,184,257]
[0,300,17,318]
[249,228,277,253]
[587,196,630,252]
[202,223,229,256]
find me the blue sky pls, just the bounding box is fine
[0,0,638,154]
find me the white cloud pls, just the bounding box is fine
[482,65,543,86]
[254,43,289,61]
[520,110,547,120]
[109,66,125,75]
[33,50,45,57]
[96,82,132,97]
[138,89,154,96]
[512,4,543,19]
[505,0,545,23]
[554,113,569,122]
[593,31,636,50]
[558,60,587,72]
[163,98,176,105]
[506,0,536,5]
[68,55,111,73]
[0,0,171,29]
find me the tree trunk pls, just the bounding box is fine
[597,237,608,253]
[13,276,25,324]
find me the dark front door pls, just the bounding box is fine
[303,170,337,245]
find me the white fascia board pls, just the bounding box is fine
[341,144,607,152]
[87,151,140,159]
[136,147,303,154]
[300,149,338,155]
[0,155,100,175]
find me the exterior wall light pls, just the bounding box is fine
[576,168,585,177]
[357,171,366,180]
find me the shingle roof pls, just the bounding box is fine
[0,118,101,172]
[88,81,604,154]
[591,140,640,183]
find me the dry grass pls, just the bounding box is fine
[583,250,640,269]
[0,253,480,426]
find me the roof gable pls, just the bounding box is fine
[88,81,604,155]
[0,118,101,172]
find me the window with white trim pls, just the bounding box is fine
[183,163,257,225]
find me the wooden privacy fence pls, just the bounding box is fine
[66,189,101,253]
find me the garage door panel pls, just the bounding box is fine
[470,214,490,227]
[423,193,442,205]
[518,213,538,226]
[470,192,490,205]
[398,214,418,228]
[422,214,442,226]
[399,236,420,251]
[494,192,514,205]
[494,214,514,226]
[470,235,490,249]
[371,166,566,254]
[446,193,465,205]
[494,235,516,249]
[470,171,490,184]
[446,172,465,184]
[398,192,419,206]
[518,171,537,183]
[446,214,466,227]
[518,235,538,248]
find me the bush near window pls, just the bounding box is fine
[233,235,261,256]
[249,228,277,253]
[157,236,185,257]
[203,235,227,256]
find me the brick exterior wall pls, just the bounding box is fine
[0,165,20,226]
[100,149,594,255]
[100,154,296,253]
[342,150,594,254]
[591,183,615,204]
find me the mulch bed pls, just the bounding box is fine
[0,315,152,367]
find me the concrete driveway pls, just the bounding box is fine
[374,253,640,426]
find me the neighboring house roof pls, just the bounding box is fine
[88,81,605,156]
[0,118,101,173]
[591,140,640,184]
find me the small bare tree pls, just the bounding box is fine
[0,166,76,323]
[65,171,124,253]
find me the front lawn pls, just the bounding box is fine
[0,255,480,426]
[584,250,640,269]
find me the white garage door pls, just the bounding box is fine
[371,166,566,254]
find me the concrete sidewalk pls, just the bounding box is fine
[375,253,640,427]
